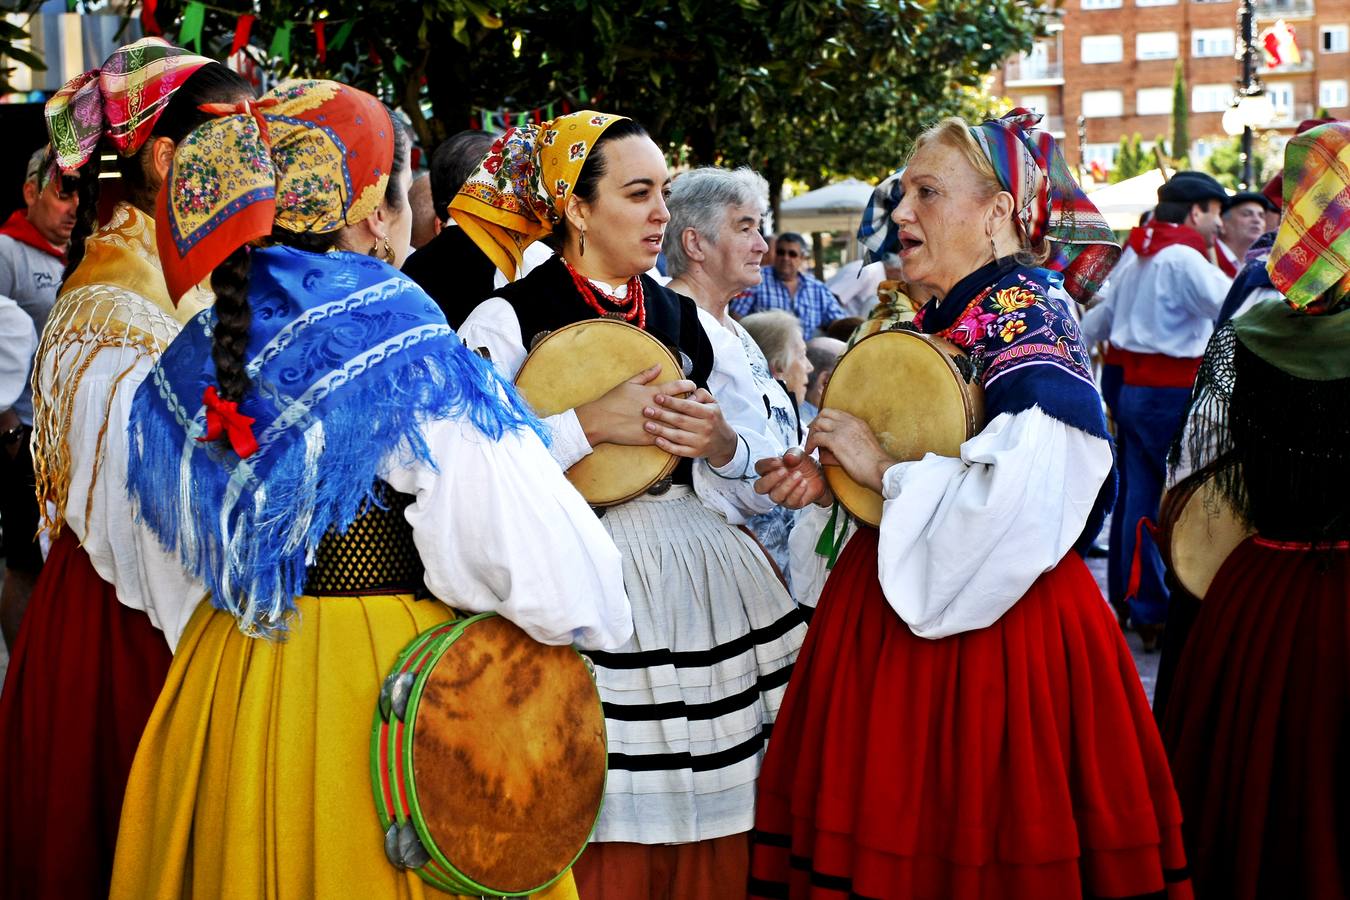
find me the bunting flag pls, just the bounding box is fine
[331,19,355,52]
[314,21,327,63]
[230,13,255,57]
[178,0,206,53]
[1261,19,1301,68]
[269,21,293,63]
[141,0,162,36]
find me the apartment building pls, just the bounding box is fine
[990,0,1350,173]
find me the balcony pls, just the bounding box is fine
[1005,59,1064,86]
[1042,115,1066,136]
[1254,0,1315,19]
[1270,102,1315,126]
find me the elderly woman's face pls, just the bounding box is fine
[892,140,1000,299]
[706,202,768,293]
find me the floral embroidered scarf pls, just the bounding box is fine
[127,247,546,637]
[45,37,212,173]
[448,110,627,279]
[157,79,395,303]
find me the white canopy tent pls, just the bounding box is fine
[777,179,874,235]
[1086,169,1168,231]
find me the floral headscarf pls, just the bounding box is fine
[156,79,395,304]
[44,37,213,173]
[1267,120,1350,315]
[448,110,628,279]
[970,108,1119,303]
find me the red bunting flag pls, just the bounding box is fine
[314,22,327,63]
[141,0,162,35]
[231,14,255,57]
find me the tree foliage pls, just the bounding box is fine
[1109,133,1167,183]
[1170,59,1189,167]
[1204,135,1269,191]
[0,5,47,96]
[135,0,1045,211]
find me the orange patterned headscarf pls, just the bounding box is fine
[156,79,395,303]
[448,110,628,279]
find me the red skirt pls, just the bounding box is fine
[0,530,173,900]
[1161,537,1350,900]
[750,527,1191,900]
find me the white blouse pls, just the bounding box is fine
[459,290,786,524]
[876,407,1113,639]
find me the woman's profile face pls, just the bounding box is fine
[892,140,1000,300]
[574,135,671,281]
[384,161,414,268]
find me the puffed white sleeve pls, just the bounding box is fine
[1176,251,1233,320]
[457,296,593,469]
[0,296,35,410]
[57,348,209,650]
[876,407,1112,639]
[379,414,633,651]
[691,308,786,523]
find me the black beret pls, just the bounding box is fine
[1223,190,1278,214]
[1157,171,1229,205]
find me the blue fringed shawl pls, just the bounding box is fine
[127,246,547,637]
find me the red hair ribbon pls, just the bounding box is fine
[199,385,259,458]
[198,97,280,146]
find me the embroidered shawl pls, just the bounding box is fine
[126,247,546,637]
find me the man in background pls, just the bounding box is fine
[731,231,845,340]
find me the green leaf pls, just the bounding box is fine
[3,46,46,71]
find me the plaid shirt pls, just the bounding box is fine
[730,267,847,338]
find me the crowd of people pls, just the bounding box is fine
[0,34,1344,900]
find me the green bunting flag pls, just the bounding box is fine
[178,1,206,53]
[269,21,293,63]
[331,19,355,52]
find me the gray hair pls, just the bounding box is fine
[740,310,801,373]
[805,336,846,395]
[663,166,768,278]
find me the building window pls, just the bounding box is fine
[1019,94,1051,115]
[1082,34,1124,63]
[1320,80,1348,108]
[1192,83,1232,112]
[1137,87,1175,115]
[1192,28,1235,57]
[1081,90,1125,117]
[1322,25,1348,53]
[1083,144,1120,168]
[1136,31,1179,59]
[1082,0,1123,7]
[1267,82,1296,120]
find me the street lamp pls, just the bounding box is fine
[1224,0,1275,188]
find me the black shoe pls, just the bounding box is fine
[1084,541,1109,558]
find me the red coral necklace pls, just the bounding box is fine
[562,257,646,330]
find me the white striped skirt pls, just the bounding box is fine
[587,485,808,845]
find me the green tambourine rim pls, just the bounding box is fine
[370,621,472,895]
[400,611,609,897]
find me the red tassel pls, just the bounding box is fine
[1123,516,1159,603]
[314,21,327,63]
[198,386,259,459]
[141,0,162,36]
[230,14,255,57]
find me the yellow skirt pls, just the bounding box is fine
[110,594,580,900]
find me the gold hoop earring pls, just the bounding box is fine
[381,237,394,264]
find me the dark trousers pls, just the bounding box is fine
[1,427,41,573]
[1115,384,1191,627]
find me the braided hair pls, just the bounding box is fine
[208,113,411,405]
[61,63,253,280]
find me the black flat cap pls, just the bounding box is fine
[1158,171,1229,205]
[1223,190,1278,214]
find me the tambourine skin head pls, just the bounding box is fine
[514,319,681,506]
[820,330,984,526]
[400,613,609,895]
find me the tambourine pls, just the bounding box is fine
[515,319,682,506]
[818,328,984,527]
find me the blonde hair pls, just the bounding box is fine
[909,117,1051,266]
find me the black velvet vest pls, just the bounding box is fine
[495,256,715,485]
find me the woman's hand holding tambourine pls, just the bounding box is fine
[575,365,697,448]
[806,409,896,495]
[754,448,833,510]
[643,388,738,467]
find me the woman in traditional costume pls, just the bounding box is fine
[108,79,631,900]
[0,39,251,900]
[453,113,806,897]
[748,111,1193,900]
[1160,120,1350,900]
[663,166,803,588]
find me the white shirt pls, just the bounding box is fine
[1081,244,1231,358]
[0,296,35,410]
[459,287,786,524]
[876,407,1113,639]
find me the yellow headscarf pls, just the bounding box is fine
[448,110,627,280]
